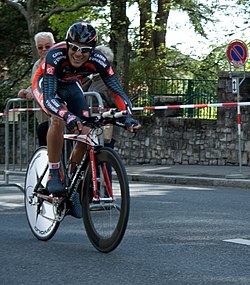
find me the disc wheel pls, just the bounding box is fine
[24,147,60,241]
[82,147,130,253]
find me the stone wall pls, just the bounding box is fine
[115,71,250,166]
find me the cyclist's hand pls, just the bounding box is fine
[66,114,83,132]
[124,115,142,133]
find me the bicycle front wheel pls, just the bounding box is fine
[82,147,130,253]
[24,147,60,241]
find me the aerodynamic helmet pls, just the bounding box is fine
[66,22,97,47]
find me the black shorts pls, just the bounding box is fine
[57,81,89,118]
[33,77,90,118]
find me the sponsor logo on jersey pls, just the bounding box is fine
[107,66,114,76]
[53,55,66,65]
[82,110,90,117]
[46,64,55,75]
[51,99,60,108]
[90,57,107,68]
[58,110,68,117]
[96,53,106,62]
[63,74,83,81]
[52,51,63,58]
[45,100,58,113]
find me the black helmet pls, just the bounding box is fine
[66,22,97,47]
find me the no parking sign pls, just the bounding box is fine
[226,40,248,67]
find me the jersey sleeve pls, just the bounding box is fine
[101,72,132,114]
[42,49,70,120]
[89,51,133,114]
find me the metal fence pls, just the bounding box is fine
[0,92,104,192]
[0,98,40,191]
[131,79,218,119]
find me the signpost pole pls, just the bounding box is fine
[237,95,242,173]
[226,40,248,175]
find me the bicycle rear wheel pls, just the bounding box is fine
[24,147,60,241]
[82,147,130,253]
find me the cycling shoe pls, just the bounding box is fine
[46,169,66,194]
[68,192,82,219]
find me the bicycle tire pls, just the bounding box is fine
[24,147,60,241]
[82,147,130,253]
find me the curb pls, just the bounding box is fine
[127,173,250,189]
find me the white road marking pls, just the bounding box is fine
[0,201,23,208]
[0,192,24,209]
[223,239,250,246]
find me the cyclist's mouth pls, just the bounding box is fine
[71,54,89,67]
[72,55,84,63]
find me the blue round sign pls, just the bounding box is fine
[226,40,248,67]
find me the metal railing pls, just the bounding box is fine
[131,79,218,119]
[0,92,104,192]
[1,98,40,191]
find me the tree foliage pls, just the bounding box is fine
[0,0,107,110]
[0,0,249,112]
[48,1,109,41]
[2,0,107,59]
[0,3,31,109]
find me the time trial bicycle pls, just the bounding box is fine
[24,109,130,253]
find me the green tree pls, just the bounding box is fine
[2,0,107,60]
[1,0,249,112]
[110,0,130,92]
[127,0,246,93]
[135,0,215,59]
[0,0,107,110]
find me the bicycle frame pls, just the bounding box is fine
[64,129,113,203]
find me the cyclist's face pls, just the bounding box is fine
[68,42,92,68]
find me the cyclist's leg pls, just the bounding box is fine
[59,82,90,218]
[47,116,65,162]
[32,76,66,194]
[60,82,90,172]
[46,115,66,193]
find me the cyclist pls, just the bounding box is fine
[32,22,141,217]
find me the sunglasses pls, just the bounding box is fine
[37,45,51,50]
[68,42,92,54]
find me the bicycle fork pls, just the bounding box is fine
[89,148,114,202]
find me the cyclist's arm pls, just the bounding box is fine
[42,71,71,120]
[100,73,141,132]
[89,51,132,114]
[100,73,132,114]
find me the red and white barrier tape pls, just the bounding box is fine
[0,107,41,117]
[132,101,250,111]
[1,102,250,117]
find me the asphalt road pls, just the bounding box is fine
[1,182,250,285]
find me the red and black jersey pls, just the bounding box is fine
[32,41,132,119]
